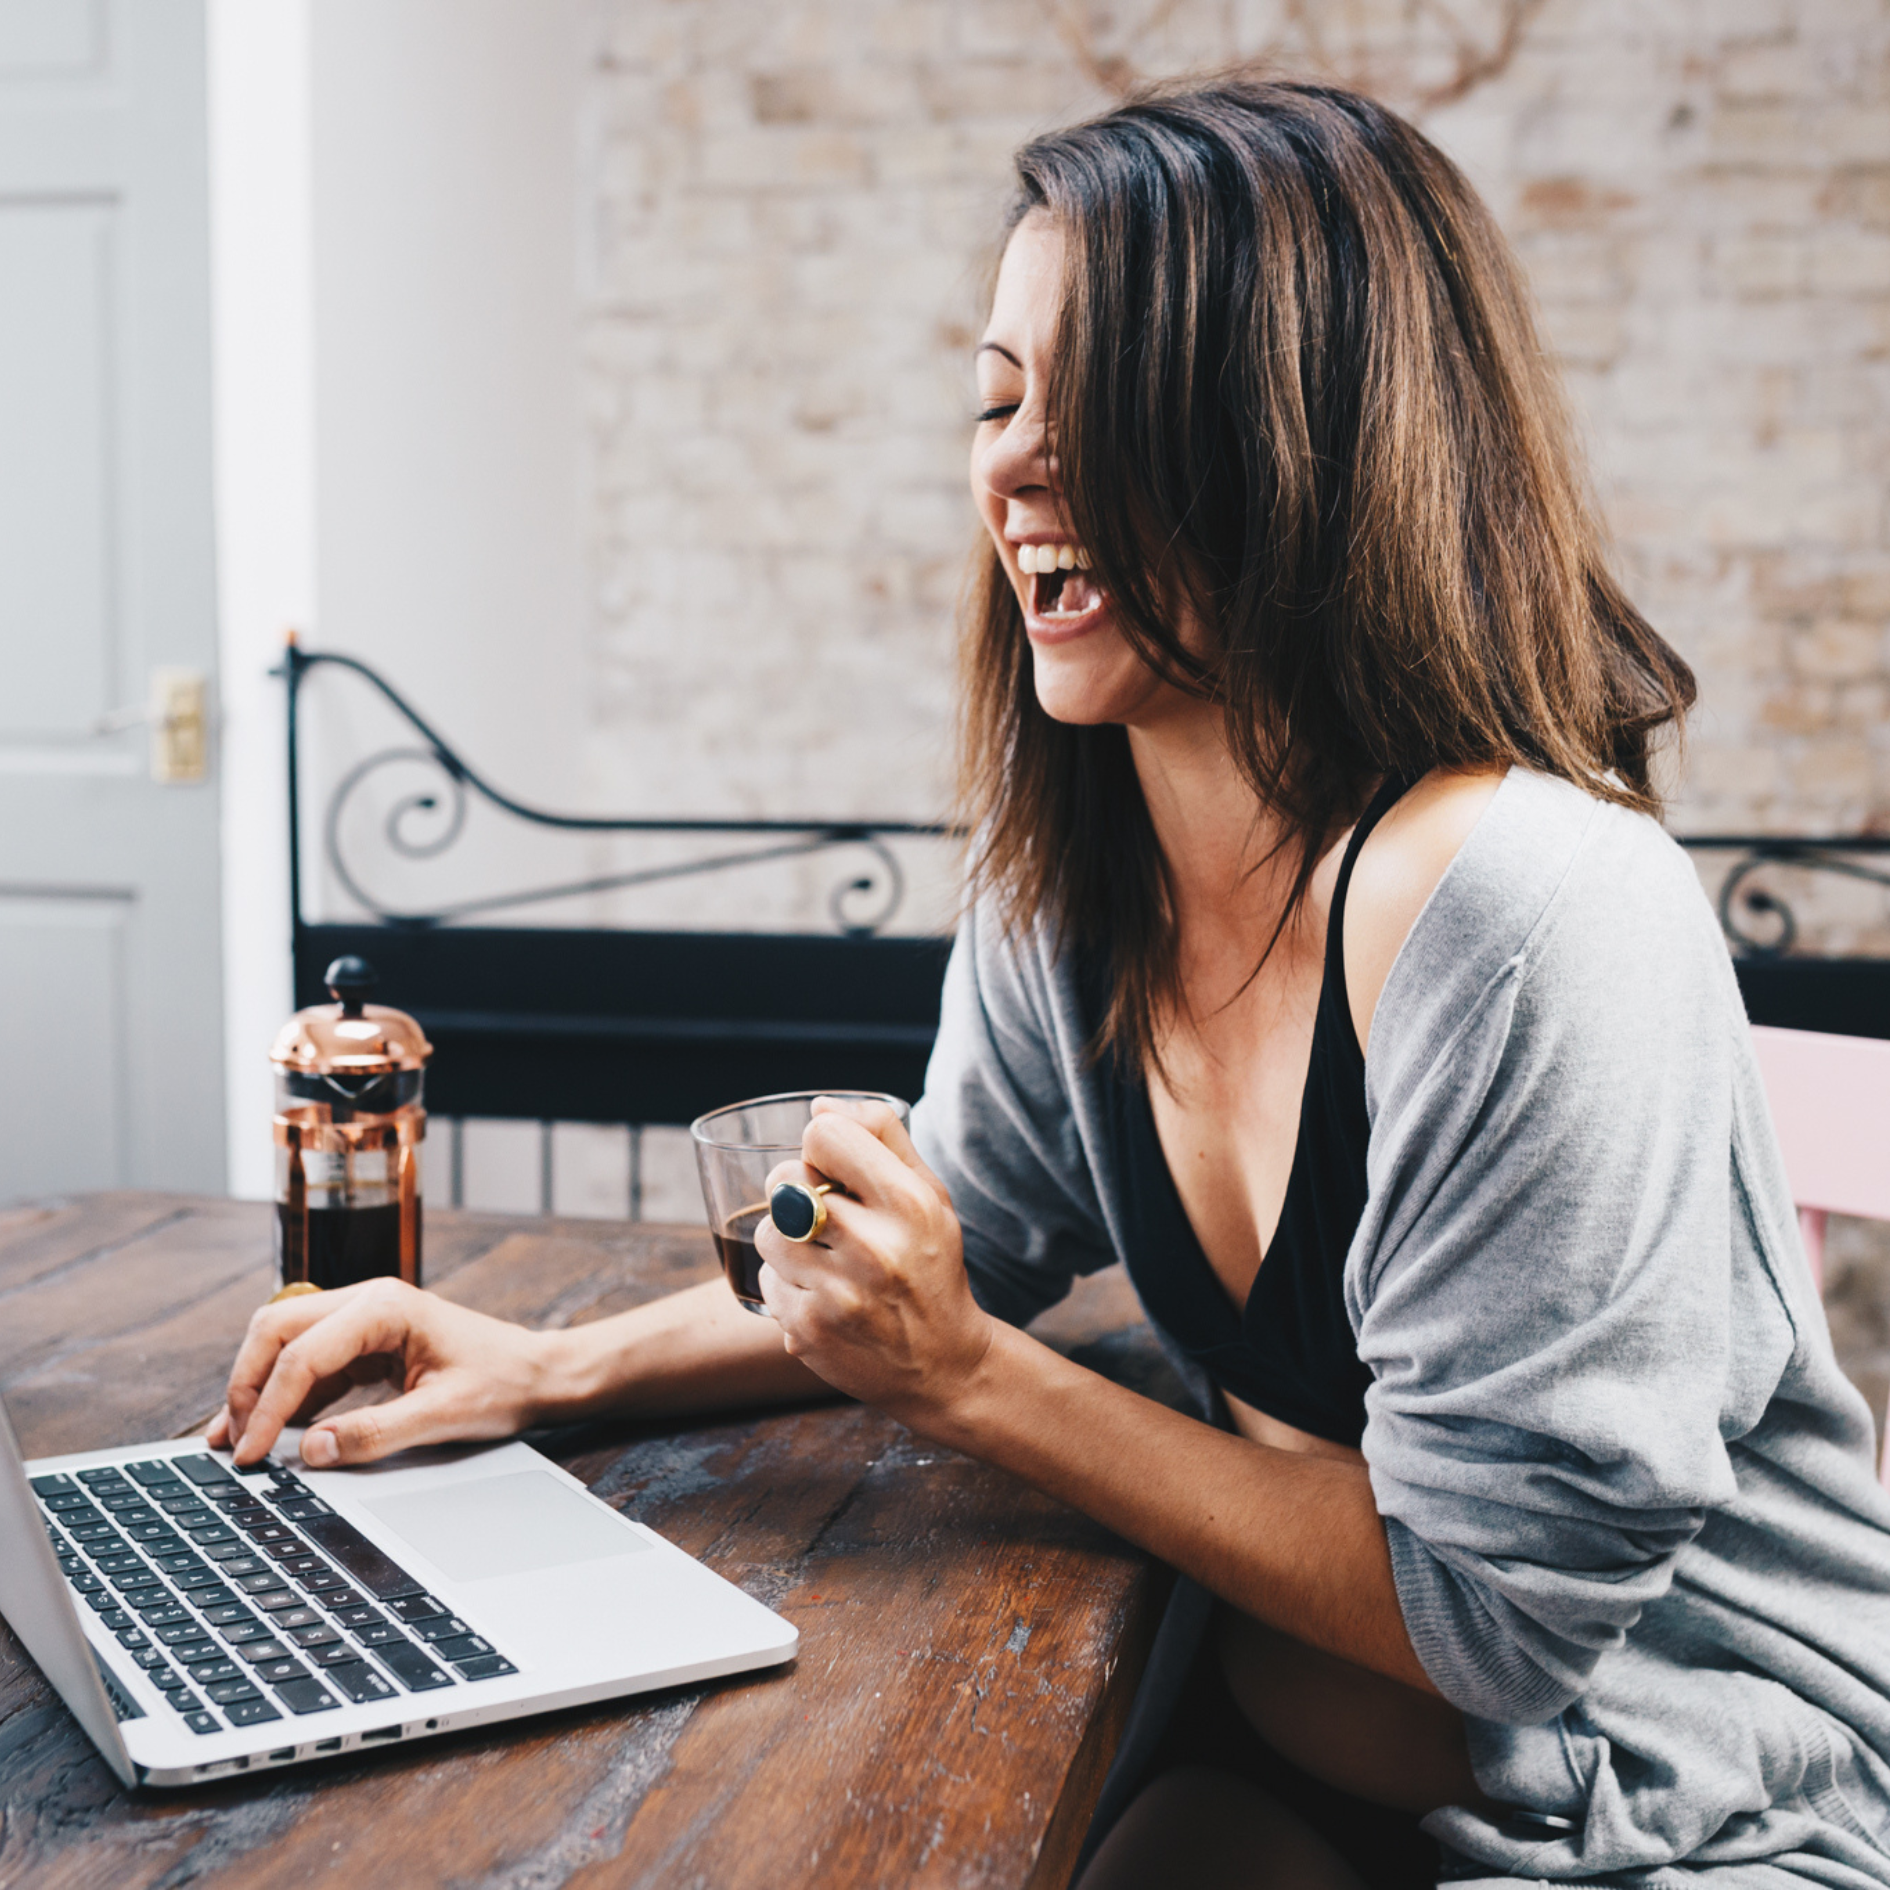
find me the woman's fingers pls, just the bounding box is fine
[800,1110,940,1216]
[223,1286,375,1448]
[229,1287,420,1464]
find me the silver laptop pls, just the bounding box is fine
[0,1397,797,1787]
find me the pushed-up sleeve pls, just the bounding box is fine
[909,906,1117,1329]
[1353,804,1795,1727]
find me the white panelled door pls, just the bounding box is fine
[0,0,224,1199]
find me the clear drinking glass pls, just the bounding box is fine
[689,1091,911,1315]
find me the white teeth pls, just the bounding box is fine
[1014,542,1090,574]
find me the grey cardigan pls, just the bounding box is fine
[909,768,1890,1887]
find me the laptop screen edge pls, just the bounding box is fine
[0,1396,139,1789]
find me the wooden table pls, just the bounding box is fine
[0,1195,1177,1889]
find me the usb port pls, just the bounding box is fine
[315,1738,342,1753]
[361,1725,402,1743]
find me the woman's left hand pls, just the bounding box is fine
[754,1096,995,1427]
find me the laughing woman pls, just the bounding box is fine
[214,83,1890,1890]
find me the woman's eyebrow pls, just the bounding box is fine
[975,341,1023,368]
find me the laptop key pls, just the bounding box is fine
[170,1639,220,1666]
[29,1474,76,1496]
[126,1459,184,1485]
[42,1489,90,1512]
[451,1654,517,1680]
[174,1566,224,1592]
[353,1621,404,1647]
[138,1602,190,1627]
[224,1697,282,1726]
[375,1642,453,1691]
[217,1554,267,1579]
[254,1590,306,1615]
[77,1466,127,1486]
[243,1523,295,1546]
[72,1571,104,1594]
[149,1666,187,1690]
[299,1568,345,1593]
[132,1646,170,1671]
[100,1607,133,1632]
[323,1661,397,1704]
[430,1634,494,1662]
[173,1456,236,1487]
[201,1601,257,1628]
[188,1657,242,1683]
[221,1619,277,1645]
[186,1524,237,1546]
[311,1642,367,1669]
[412,1616,474,1644]
[235,1570,288,1594]
[116,1627,151,1649]
[183,1710,221,1735]
[199,1539,250,1562]
[157,1621,211,1647]
[70,1520,118,1543]
[277,1552,323,1576]
[96,1549,144,1572]
[275,1498,332,1521]
[83,1591,118,1614]
[273,1677,339,1715]
[206,1677,262,1704]
[168,1690,207,1714]
[298,1515,425,1601]
[330,1603,381,1629]
[289,1623,341,1649]
[153,1549,203,1573]
[271,1606,324,1632]
[387,1593,447,1624]
[234,1637,292,1664]
[125,1522,177,1544]
[253,1656,308,1684]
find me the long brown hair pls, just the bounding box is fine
[958,79,1694,1069]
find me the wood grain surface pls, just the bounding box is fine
[0,1195,1174,1890]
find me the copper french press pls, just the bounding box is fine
[270,957,431,1292]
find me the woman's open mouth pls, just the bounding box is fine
[1016,541,1105,632]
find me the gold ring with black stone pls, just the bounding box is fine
[769,1180,835,1243]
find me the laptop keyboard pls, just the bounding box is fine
[30,1454,517,1736]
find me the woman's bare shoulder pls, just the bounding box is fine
[1344,767,1508,1055]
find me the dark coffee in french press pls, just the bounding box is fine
[269,956,430,1292]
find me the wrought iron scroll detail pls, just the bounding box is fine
[279,642,951,936]
[1677,835,1890,959]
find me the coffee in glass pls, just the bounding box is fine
[689,1092,911,1314]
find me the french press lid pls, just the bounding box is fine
[269,957,432,1077]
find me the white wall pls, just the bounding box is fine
[212,0,587,1197]
[208,0,313,1200]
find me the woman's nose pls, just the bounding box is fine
[980,397,1053,500]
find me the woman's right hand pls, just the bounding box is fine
[204,1279,557,1470]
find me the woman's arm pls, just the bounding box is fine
[755,1101,1435,1696]
[209,1275,830,1468]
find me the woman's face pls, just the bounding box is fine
[970,214,1193,731]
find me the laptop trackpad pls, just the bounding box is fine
[362,1470,652,1582]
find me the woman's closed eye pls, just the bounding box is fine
[975,401,1020,425]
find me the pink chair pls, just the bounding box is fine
[1749,1025,1890,1487]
